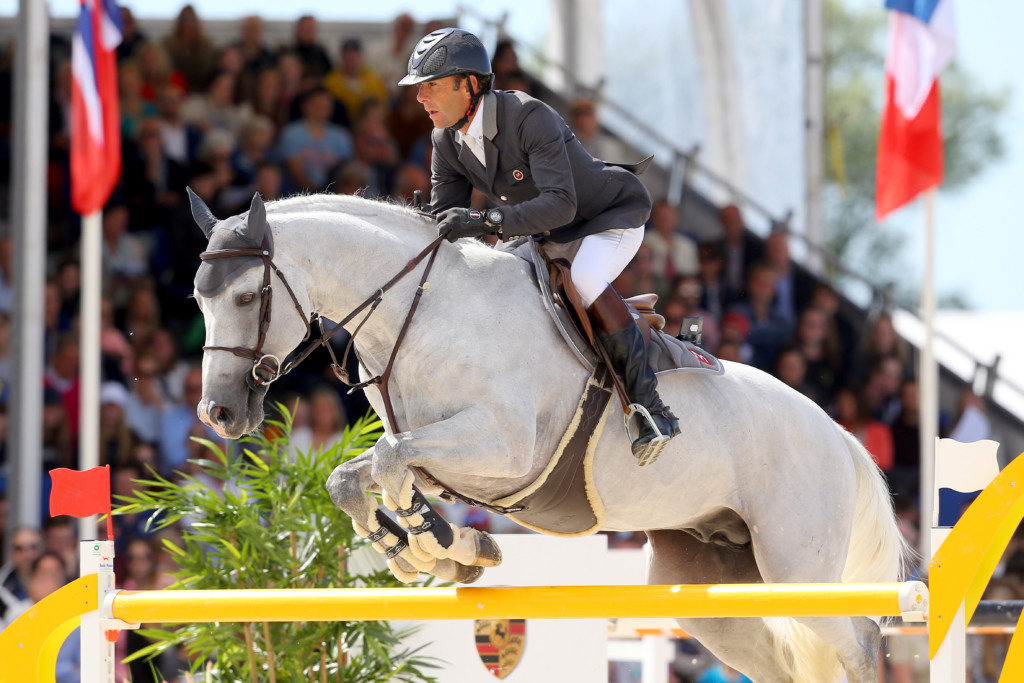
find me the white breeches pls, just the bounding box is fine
[570,226,645,307]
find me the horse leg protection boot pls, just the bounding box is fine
[587,286,680,465]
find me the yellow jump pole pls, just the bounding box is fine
[110,581,928,624]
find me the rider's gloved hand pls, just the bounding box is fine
[436,207,501,243]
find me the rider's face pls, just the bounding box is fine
[415,75,473,130]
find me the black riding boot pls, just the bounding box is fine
[588,286,680,465]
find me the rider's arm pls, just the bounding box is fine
[499,102,578,238]
[429,130,473,213]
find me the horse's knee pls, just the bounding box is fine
[326,464,363,509]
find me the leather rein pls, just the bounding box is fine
[199,225,444,434]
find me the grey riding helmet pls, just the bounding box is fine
[398,28,492,86]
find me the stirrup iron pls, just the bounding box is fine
[623,403,669,467]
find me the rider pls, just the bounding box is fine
[398,28,680,460]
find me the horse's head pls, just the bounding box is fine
[190,190,311,438]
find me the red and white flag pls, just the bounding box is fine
[875,0,957,220]
[71,0,123,215]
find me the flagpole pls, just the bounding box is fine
[79,209,103,542]
[920,188,939,563]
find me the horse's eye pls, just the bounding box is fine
[236,292,256,305]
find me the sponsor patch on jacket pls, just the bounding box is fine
[512,169,524,181]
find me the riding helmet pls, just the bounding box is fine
[398,28,492,86]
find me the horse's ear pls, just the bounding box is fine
[246,193,268,243]
[187,186,218,238]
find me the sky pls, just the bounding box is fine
[4,0,1021,314]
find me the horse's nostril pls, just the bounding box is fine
[211,403,232,425]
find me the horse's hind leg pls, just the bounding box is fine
[646,530,792,683]
[748,507,881,682]
[326,450,484,584]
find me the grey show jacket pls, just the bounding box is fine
[429,90,652,244]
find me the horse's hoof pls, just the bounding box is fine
[474,531,503,567]
[455,563,485,584]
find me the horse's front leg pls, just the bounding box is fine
[371,404,521,569]
[326,449,485,584]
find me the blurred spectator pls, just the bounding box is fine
[279,87,354,192]
[234,16,276,78]
[715,205,762,304]
[149,329,189,402]
[670,275,719,350]
[969,579,1017,682]
[808,283,858,380]
[44,334,80,438]
[392,163,430,203]
[727,263,792,371]
[862,312,910,371]
[250,66,288,131]
[157,82,202,166]
[42,517,78,580]
[719,311,753,364]
[291,15,333,80]
[159,364,205,473]
[324,38,387,122]
[254,161,284,201]
[387,85,433,161]
[890,380,921,496]
[98,381,133,467]
[0,312,10,398]
[100,200,148,284]
[368,13,418,95]
[333,160,371,196]
[100,298,133,383]
[568,99,632,163]
[126,354,167,445]
[775,347,815,402]
[182,70,250,145]
[55,258,79,329]
[863,355,905,425]
[501,69,534,95]
[492,39,533,92]
[136,41,187,102]
[122,116,186,229]
[835,387,894,472]
[790,307,841,407]
[116,7,147,63]
[351,115,399,197]
[231,115,276,189]
[122,284,162,343]
[949,388,991,443]
[118,61,157,140]
[763,230,813,328]
[0,526,42,603]
[644,199,698,281]
[627,243,670,303]
[41,388,72,469]
[162,5,216,91]
[291,387,348,458]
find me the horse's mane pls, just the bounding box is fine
[266,193,429,232]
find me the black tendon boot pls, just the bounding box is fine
[588,286,680,465]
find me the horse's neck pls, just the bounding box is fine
[271,208,453,364]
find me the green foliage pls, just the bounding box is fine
[822,0,1008,291]
[114,407,438,682]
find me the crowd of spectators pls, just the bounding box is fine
[0,6,999,681]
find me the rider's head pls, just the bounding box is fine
[398,28,492,132]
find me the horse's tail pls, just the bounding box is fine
[768,426,908,682]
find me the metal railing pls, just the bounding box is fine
[454,5,1022,419]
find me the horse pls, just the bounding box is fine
[191,190,905,682]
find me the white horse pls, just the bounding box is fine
[192,191,905,682]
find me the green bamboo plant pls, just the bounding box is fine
[114,405,439,682]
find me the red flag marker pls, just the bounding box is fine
[49,465,113,541]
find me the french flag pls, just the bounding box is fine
[71,0,123,216]
[875,0,956,220]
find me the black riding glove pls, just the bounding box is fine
[436,207,502,243]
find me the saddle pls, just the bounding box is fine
[509,238,725,378]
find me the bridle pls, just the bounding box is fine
[199,219,444,434]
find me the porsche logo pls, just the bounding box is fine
[474,618,525,678]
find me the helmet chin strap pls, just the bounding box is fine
[447,79,486,132]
